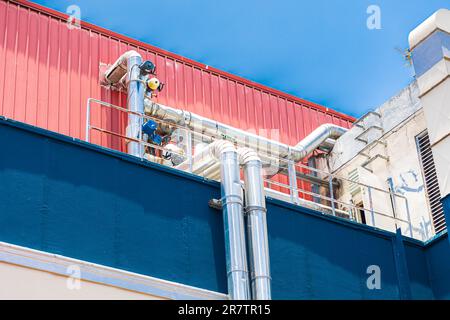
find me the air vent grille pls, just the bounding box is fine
[417,132,446,233]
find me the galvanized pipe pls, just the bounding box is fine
[145,99,347,163]
[238,148,271,300]
[177,144,217,175]
[293,124,346,158]
[176,141,277,179]
[210,141,251,300]
[105,50,145,157]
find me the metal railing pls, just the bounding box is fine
[86,98,414,238]
[256,153,414,237]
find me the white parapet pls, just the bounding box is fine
[0,242,227,300]
[409,9,450,198]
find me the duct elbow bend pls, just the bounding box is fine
[115,50,141,64]
[321,123,348,139]
[292,123,348,162]
[237,147,261,165]
[210,140,237,160]
[104,50,143,85]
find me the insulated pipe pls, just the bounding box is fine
[176,141,277,179]
[144,100,347,163]
[178,152,276,180]
[105,50,145,157]
[293,124,347,158]
[237,148,271,300]
[176,144,217,175]
[210,141,251,300]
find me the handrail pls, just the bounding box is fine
[263,178,411,225]
[259,149,408,200]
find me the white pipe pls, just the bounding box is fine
[237,148,271,300]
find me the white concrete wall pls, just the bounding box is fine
[418,66,450,197]
[330,82,421,171]
[0,262,163,300]
[332,112,434,240]
[328,83,436,240]
[409,9,450,199]
[0,242,228,300]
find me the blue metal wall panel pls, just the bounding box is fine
[0,117,447,299]
[443,194,450,244]
[425,233,450,300]
[403,243,435,300]
[267,200,400,299]
[0,118,227,293]
[392,229,412,300]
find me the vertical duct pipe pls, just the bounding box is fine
[104,50,145,157]
[126,54,145,157]
[238,148,271,300]
[210,141,251,300]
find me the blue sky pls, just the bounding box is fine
[34,0,449,118]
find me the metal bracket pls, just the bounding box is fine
[208,198,223,211]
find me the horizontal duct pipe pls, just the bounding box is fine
[145,100,347,163]
[104,50,141,85]
[176,142,278,180]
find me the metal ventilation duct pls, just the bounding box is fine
[104,50,146,157]
[145,99,348,164]
[237,148,271,300]
[209,140,252,300]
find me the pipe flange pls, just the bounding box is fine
[221,194,243,207]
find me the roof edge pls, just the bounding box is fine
[13,0,355,122]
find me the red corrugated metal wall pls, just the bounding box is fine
[0,0,354,193]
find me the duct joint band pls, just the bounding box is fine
[221,195,243,206]
[245,161,263,170]
[245,206,267,215]
[250,275,273,281]
[227,270,249,277]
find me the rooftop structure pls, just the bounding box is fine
[0,0,449,300]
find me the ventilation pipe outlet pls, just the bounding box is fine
[237,148,272,300]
